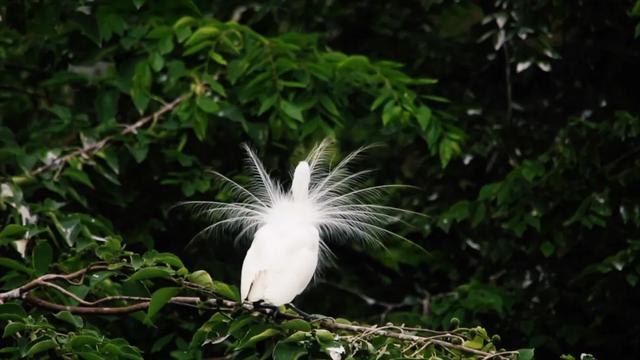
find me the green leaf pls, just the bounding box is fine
[209,51,227,65]
[147,252,185,268]
[0,304,27,321]
[3,322,25,338]
[382,103,401,125]
[258,94,278,116]
[280,100,304,122]
[131,61,152,113]
[314,329,334,343]
[127,142,149,163]
[185,26,220,47]
[320,96,340,117]
[186,270,214,289]
[63,168,94,189]
[96,90,119,123]
[518,348,535,360]
[463,336,484,350]
[69,335,101,348]
[193,110,208,141]
[131,87,150,115]
[273,342,308,360]
[416,106,432,131]
[147,287,180,319]
[203,75,226,97]
[0,257,34,274]
[54,311,84,328]
[213,281,240,301]
[439,138,459,167]
[540,241,555,258]
[0,224,27,240]
[128,267,173,281]
[196,95,220,113]
[173,16,197,30]
[281,319,311,332]
[25,340,57,357]
[133,0,145,9]
[239,328,280,349]
[149,52,164,72]
[32,240,53,276]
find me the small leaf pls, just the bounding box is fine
[132,0,145,9]
[518,348,535,360]
[185,26,220,47]
[68,335,100,348]
[3,322,26,338]
[0,257,34,274]
[193,111,208,141]
[273,342,308,360]
[25,340,57,357]
[54,311,84,328]
[32,240,53,276]
[382,103,402,125]
[149,52,164,72]
[540,241,555,258]
[63,168,94,189]
[320,96,340,117]
[128,267,173,281]
[96,90,119,123]
[131,87,150,115]
[147,287,180,319]
[196,95,220,113]
[131,61,152,113]
[281,319,311,332]
[127,142,149,163]
[315,329,334,343]
[173,16,196,30]
[209,51,227,65]
[0,304,27,321]
[280,100,304,122]
[257,94,278,116]
[439,138,459,168]
[239,328,280,349]
[213,281,240,301]
[203,75,226,97]
[416,106,432,131]
[0,224,27,240]
[187,270,214,289]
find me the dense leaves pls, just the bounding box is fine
[1,0,639,359]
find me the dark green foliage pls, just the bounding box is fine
[1,0,639,359]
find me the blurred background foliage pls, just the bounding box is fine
[1,0,639,358]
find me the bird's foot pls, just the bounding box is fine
[252,300,279,319]
[286,303,324,321]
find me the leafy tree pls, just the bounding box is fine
[1,0,639,359]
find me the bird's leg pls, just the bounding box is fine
[252,300,279,319]
[287,303,321,321]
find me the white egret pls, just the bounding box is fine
[184,140,419,306]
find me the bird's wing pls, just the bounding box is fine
[240,241,261,301]
[241,224,320,305]
[240,225,275,301]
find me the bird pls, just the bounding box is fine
[182,139,420,306]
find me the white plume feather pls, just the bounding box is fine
[181,139,421,260]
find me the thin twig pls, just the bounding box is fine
[0,264,107,304]
[29,94,188,176]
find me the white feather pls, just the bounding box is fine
[182,139,419,305]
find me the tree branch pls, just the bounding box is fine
[0,265,514,359]
[29,94,188,177]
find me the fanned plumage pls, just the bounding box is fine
[180,139,421,305]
